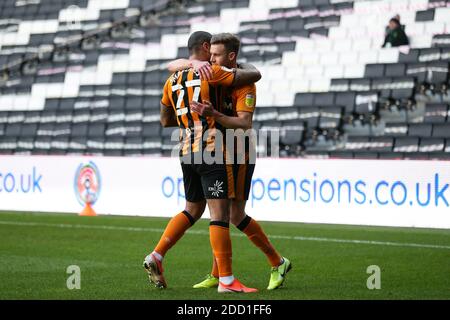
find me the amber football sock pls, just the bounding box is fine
[209,222,233,278]
[211,255,219,278]
[237,215,283,267]
[153,211,195,258]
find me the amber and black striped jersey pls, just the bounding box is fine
[161,64,235,155]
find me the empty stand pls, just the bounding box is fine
[0,0,449,159]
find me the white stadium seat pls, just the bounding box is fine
[434,7,450,23]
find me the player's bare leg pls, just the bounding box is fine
[144,200,206,288]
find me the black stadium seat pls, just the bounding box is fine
[299,107,320,128]
[394,137,419,153]
[313,92,335,107]
[408,123,432,137]
[351,79,371,91]
[424,104,448,123]
[278,108,299,121]
[254,107,279,122]
[334,91,356,113]
[419,138,445,152]
[385,63,406,77]
[432,123,450,138]
[280,120,304,156]
[419,48,441,62]
[399,49,420,63]
[364,64,385,78]
[369,137,394,152]
[415,9,435,22]
[294,93,314,107]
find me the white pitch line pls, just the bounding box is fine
[1,220,450,250]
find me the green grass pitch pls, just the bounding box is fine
[0,211,449,300]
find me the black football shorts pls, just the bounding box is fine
[181,162,235,202]
[232,160,255,201]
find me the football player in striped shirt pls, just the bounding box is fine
[143,31,262,293]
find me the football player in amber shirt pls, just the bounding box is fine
[144,31,262,293]
[169,33,292,291]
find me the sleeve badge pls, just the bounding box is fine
[245,94,255,107]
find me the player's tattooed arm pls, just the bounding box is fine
[190,101,252,130]
[167,59,213,80]
[232,63,262,87]
[160,103,178,127]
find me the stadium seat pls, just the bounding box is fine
[394,137,419,152]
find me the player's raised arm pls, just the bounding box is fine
[232,63,261,87]
[167,59,191,72]
[207,64,261,88]
[167,59,213,80]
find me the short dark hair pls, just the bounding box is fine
[389,18,400,27]
[210,33,240,55]
[187,31,212,54]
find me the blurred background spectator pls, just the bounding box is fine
[383,16,409,47]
